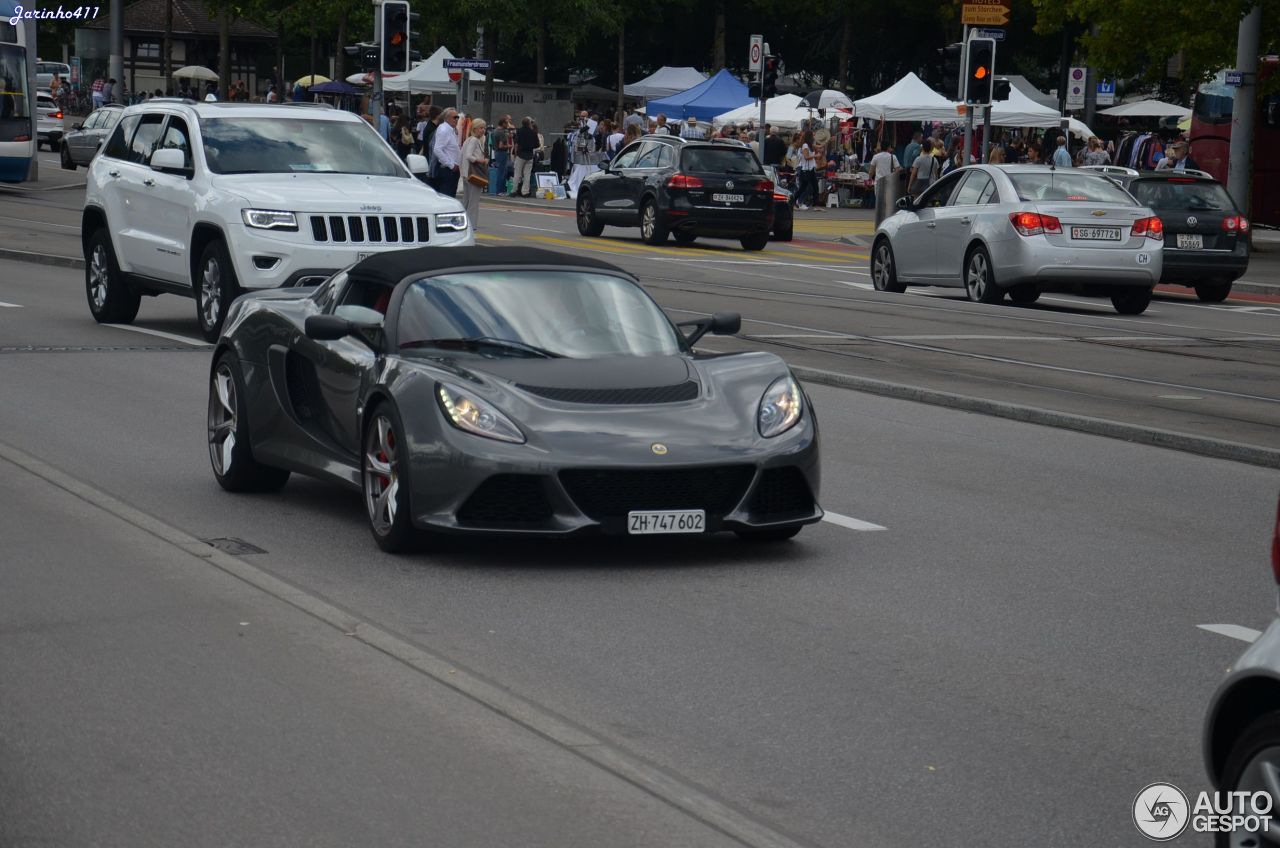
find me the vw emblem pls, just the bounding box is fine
[1187,216,1198,227]
[651,443,668,456]
[725,180,734,190]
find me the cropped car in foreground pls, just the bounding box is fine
[208,246,822,552]
[576,136,775,250]
[871,164,1163,314]
[1203,495,1280,847]
[1085,167,1250,302]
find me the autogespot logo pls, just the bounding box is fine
[1133,783,1190,841]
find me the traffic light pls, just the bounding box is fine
[762,55,779,99]
[965,38,995,105]
[381,0,420,75]
[938,43,963,98]
[992,77,1011,101]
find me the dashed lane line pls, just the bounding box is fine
[0,300,22,308]
[822,511,887,532]
[1198,624,1263,643]
[104,324,210,346]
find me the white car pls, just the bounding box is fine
[82,100,473,340]
[36,90,64,150]
[871,165,1164,315]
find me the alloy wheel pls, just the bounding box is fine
[578,196,594,229]
[89,243,109,310]
[208,363,237,477]
[873,244,892,290]
[641,204,655,240]
[364,415,400,535]
[1227,746,1280,847]
[201,256,222,328]
[967,252,989,301]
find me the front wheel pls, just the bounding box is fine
[871,238,906,293]
[208,352,291,492]
[639,199,668,245]
[363,403,420,553]
[196,239,242,342]
[1195,281,1233,303]
[740,232,769,251]
[964,247,1004,304]
[1215,712,1280,848]
[576,190,604,237]
[85,229,140,324]
[1111,288,1153,315]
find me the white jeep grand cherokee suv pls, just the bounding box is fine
[83,100,473,340]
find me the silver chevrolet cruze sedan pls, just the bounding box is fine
[871,164,1164,314]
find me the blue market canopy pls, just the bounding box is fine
[644,69,751,122]
[310,80,366,95]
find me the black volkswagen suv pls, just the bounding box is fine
[576,136,774,250]
[1092,168,1250,302]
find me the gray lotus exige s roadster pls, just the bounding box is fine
[207,245,822,552]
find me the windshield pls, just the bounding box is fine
[199,117,406,176]
[1129,179,1234,212]
[0,43,30,138]
[682,147,763,174]
[1008,172,1136,205]
[398,271,684,359]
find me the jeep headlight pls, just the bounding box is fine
[242,209,298,231]
[757,375,802,438]
[435,212,469,233]
[437,383,524,444]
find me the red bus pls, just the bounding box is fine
[1190,59,1280,226]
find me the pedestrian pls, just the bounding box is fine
[1155,140,1199,172]
[567,112,596,198]
[513,115,538,197]
[431,108,462,197]
[903,130,923,173]
[490,115,512,194]
[623,107,645,135]
[793,130,819,210]
[762,125,786,166]
[1081,136,1110,166]
[461,118,489,229]
[680,115,707,140]
[654,114,670,135]
[393,114,414,161]
[265,84,278,103]
[907,139,935,198]
[868,141,901,200]
[987,144,1006,164]
[606,120,625,156]
[101,77,116,104]
[1052,135,1072,168]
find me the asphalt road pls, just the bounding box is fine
[2,255,1278,846]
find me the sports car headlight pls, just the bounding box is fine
[241,209,298,231]
[435,212,469,232]
[437,383,525,444]
[757,375,802,438]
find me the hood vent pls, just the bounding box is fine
[517,381,699,405]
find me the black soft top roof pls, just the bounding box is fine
[351,246,629,285]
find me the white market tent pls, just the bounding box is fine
[853,72,959,122]
[382,46,486,93]
[1098,99,1191,118]
[713,94,809,129]
[624,66,709,100]
[990,86,1095,140]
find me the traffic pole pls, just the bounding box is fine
[1228,4,1261,215]
[372,0,384,124]
[961,26,972,169]
[981,105,991,163]
[757,62,765,152]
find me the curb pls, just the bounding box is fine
[0,247,83,270]
[790,364,1280,470]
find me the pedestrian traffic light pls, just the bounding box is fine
[762,56,779,99]
[992,77,1011,102]
[965,38,996,105]
[346,43,380,72]
[381,0,420,75]
[938,43,963,98]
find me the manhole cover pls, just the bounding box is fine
[202,537,268,555]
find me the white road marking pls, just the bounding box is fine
[104,324,210,346]
[833,279,874,289]
[1198,624,1262,643]
[0,214,81,232]
[0,300,21,308]
[502,223,564,233]
[822,511,887,532]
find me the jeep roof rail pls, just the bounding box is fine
[281,102,335,109]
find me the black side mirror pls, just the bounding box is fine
[305,314,353,340]
[678,311,741,346]
[72,123,83,131]
[895,196,914,211]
